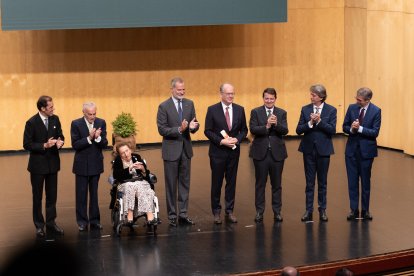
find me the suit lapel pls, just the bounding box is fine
[168,98,180,123]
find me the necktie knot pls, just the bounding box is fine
[315,107,320,114]
[267,109,272,117]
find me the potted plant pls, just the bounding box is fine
[111,112,138,154]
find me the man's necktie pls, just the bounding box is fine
[358,108,365,124]
[315,107,320,114]
[267,109,272,117]
[178,100,183,122]
[44,118,48,130]
[225,106,231,131]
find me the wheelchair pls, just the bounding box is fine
[108,159,160,236]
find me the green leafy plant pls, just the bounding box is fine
[111,112,137,138]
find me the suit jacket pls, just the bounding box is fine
[249,105,288,161]
[23,113,64,174]
[157,97,199,161]
[343,103,381,159]
[296,103,337,156]
[71,117,108,176]
[204,102,248,158]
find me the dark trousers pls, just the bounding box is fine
[345,149,374,212]
[253,150,284,214]
[30,173,58,229]
[210,153,240,215]
[303,147,330,212]
[163,152,191,220]
[75,174,101,226]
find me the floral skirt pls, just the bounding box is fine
[120,180,154,217]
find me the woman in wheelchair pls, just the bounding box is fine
[113,143,157,227]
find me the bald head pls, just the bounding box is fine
[281,266,299,276]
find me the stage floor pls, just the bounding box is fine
[1,136,414,275]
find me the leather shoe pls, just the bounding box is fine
[90,223,103,230]
[178,216,195,225]
[168,218,177,227]
[214,214,222,224]
[347,210,359,220]
[301,211,313,222]
[254,212,263,223]
[78,225,88,232]
[361,210,373,220]
[274,213,283,222]
[36,227,45,238]
[46,224,64,235]
[319,210,328,222]
[226,213,237,223]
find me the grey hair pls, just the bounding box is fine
[171,77,184,88]
[310,84,327,102]
[82,102,96,111]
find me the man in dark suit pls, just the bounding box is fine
[343,87,381,220]
[71,102,108,231]
[249,88,288,223]
[23,95,65,237]
[157,77,199,227]
[204,83,248,224]
[296,84,337,222]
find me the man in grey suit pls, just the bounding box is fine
[157,77,199,227]
[249,88,288,223]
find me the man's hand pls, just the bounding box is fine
[94,127,102,139]
[56,137,64,149]
[266,114,277,129]
[179,119,189,133]
[189,118,199,130]
[44,137,57,149]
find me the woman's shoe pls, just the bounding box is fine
[147,218,158,226]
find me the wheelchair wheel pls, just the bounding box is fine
[111,209,120,231]
[116,224,122,236]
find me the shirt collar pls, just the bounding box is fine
[39,112,48,121]
[221,102,232,110]
[313,102,324,111]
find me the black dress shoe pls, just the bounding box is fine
[36,228,45,238]
[347,210,359,220]
[301,211,313,222]
[225,213,238,223]
[78,225,88,232]
[319,210,328,222]
[90,223,103,230]
[274,213,283,222]
[361,211,373,220]
[46,224,64,235]
[178,216,195,225]
[168,218,177,227]
[254,212,263,223]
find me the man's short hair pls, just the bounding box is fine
[263,87,277,98]
[310,84,327,102]
[356,87,373,100]
[36,95,52,111]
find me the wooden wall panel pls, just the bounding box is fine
[0,1,345,150]
[345,0,414,155]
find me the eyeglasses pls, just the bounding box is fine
[222,92,235,96]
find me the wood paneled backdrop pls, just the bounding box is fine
[0,0,413,155]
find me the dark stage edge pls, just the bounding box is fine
[1,136,414,276]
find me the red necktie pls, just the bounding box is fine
[358,108,365,124]
[225,107,231,131]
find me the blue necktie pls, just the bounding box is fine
[178,100,183,122]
